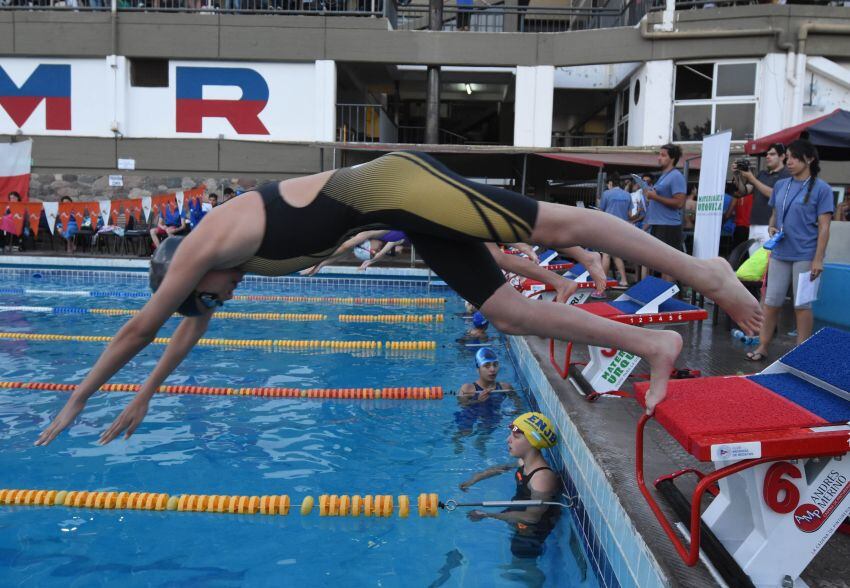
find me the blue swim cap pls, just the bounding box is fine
[475,347,498,368]
[472,311,489,329]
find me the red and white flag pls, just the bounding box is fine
[0,139,32,202]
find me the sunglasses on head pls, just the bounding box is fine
[197,291,224,309]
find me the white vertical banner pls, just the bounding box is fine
[141,197,152,223]
[693,130,732,259]
[99,200,112,224]
[42,202,58,233]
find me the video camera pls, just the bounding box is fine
[733,158,752,172]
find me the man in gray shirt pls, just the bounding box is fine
[732,143,790,245]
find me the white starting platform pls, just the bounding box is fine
[548,276,708,395]
[635,327,850,588]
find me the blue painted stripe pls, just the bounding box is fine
[175,66,269,101]
[0,64,71,98]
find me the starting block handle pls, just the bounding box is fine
[636,415,800,569]
[549,339,572,379]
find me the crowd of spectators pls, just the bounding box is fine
[0,187,228,256]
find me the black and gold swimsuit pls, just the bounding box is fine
[239,151,539,307]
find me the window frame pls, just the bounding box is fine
[671,58,759,144]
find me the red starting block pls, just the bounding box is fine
[635,328,850,587]
[548,277,707,395]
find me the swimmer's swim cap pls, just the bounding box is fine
[512,412,557,449]
[475,347,498,368]
[149,236,203,317]
[472,311,489,329]
[353,241,372,262]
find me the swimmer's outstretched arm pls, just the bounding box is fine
[97,312,213,444]
[469,488,555,524]
[486,243,577,303]
[459,463,515,491]
[359,237,404,270]
[34,260,211,447]
[302,230,388,276]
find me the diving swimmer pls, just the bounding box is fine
[36,151,762,446]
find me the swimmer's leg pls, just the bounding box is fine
[409,235,680,414]
[481,283,681,415]
[530,202,762,335]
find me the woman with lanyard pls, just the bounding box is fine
[746,139,834,362]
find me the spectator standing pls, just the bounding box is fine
[733,143,790,246]
[643,144,687,281]
[223,187,236,203]
[747,139,833,361]
[598,173,631,286]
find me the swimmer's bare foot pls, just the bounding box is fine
[700,257,763,336]
[643,330,682,416]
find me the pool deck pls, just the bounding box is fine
[523,304,850,588]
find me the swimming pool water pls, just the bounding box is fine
[0,270,600,587]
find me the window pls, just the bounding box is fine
[672,60,757,142]
[613,85,630,146]
[130,59,169,88]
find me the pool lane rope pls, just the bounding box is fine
[0,307,445,323]
[0,489,445,518]
[0,289,445,307]
[0,381,444,400]
[0,332,436,351]
[0,306,327,321]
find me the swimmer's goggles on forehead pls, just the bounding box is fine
[509,424,524,438]
[479,360,499,368]
[197,291,224,309]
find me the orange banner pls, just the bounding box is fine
[108,198,144,226]
[150,193,178,221]
[58,201,100,231]
[0,202,42,236]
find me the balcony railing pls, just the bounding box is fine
[397,126,468,144]
[394,1,640,33]
[336,103,399,143]
[551,132,612,147]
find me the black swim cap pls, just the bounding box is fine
[149,236,203,317]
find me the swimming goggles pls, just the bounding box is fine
[509,424,524,438]
[197,291,224,309]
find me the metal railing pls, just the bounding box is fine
[336,103,399,143]
[551,132,612,148]
[397,126,468,144]
[647,0,839,10]
[393,1,639,33]
[0,0,384,14]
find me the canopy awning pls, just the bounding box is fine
[745,109,850,161]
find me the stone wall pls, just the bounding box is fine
[26,173,262,202]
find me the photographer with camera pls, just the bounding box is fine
[732,143,790,246]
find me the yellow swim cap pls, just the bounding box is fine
[512,412,557,449]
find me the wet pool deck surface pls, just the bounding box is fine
[523,299,850,588]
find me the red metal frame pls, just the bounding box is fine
[547,306,707,380]
[549,339,573,379]
[635,414,828,567]
[654,467,719,497]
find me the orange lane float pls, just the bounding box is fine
[0,381,444,400]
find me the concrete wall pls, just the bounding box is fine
[627,60,673,146]
[514,66,554,148]
[1,7,850,67]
